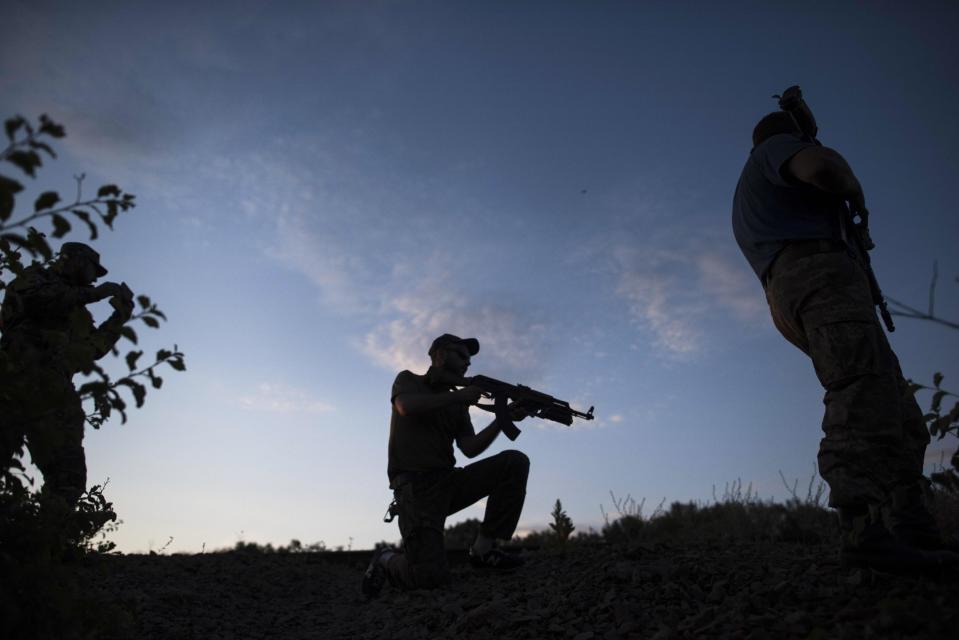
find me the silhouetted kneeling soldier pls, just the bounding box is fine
[363,334,530,597]
[0,242,133,508]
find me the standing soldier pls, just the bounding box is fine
[732,97,957,574]
[0,242,133,507]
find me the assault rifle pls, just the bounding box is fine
[774,85,895,332]
[457,374,594,441]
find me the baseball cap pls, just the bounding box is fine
[61,242,108,277]
[428,333,480,357]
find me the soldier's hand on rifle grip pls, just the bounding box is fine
[455,385,483,405]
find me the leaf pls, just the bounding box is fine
[116,378,147,408]
[38,114,65,138]
[148,369,164,389]
[0,174,22,221]
[50,214,71,238]
[125,350,143,372]
[34,191,60,212]
[103,200,118,227]
[4,116,26,141]
[28,139,56,158]
[71,209,98,240]
[2,232,30,251]
[97,184,121,198]
[156,348,172,361]
[6,150,42,177]
[120,326,138,344]
[0,174,23,196]
[168,357,186,372]
[110,392,127,412]
[25,227,51,261]
[933,372,944,388]
[0,195,13,222]
[142,315,160,328]
[129,381,146,408]
[137,294,152,309]
[77,381,110,396]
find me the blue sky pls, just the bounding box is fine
[3,1,958,552]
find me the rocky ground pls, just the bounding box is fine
[76,540,958,639]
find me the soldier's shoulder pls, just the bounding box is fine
[392,369,425,390]
[8,264,54,288]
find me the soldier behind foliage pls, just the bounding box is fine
[0,242,133,506]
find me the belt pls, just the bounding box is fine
[390,468,453,490]
[764,238,846,286]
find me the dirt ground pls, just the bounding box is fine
[77,541,958,639]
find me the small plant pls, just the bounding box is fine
[548,499,575,549]
[778,468,827,508]
[910,373,959,493]
[712,477,760,505]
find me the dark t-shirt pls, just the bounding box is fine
[387,368,473,482]
[731,133,849,281]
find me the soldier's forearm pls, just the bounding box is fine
[459,421,500,458]
[394,390,470,416]
[89,312,128,360]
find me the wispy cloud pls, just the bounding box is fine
[593,221,767,358]
[238,382,335,415]
[360,270,548,375]
[612,246,706,356]
[216,141,556,379]
[696,252,766,321]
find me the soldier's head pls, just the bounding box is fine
[59,242,108,285]
[428,334,479,377]
[752,111,801,148]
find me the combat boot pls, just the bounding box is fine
[838,506,959,577]
[888,484,959,552]
[361,548,394,599]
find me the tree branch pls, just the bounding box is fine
[886,260,959,331]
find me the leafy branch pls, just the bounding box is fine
[909,373,959,493]
[1,115,135,285]
[79,345,186,429]
[0,114,185,429]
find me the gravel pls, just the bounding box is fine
[77,541,958,639]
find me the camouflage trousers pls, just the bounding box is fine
[1,368,87,506]
[386,449,530,589]
[765,248,929,509]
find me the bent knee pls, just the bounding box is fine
[502,449,530,476]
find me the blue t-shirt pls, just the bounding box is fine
[731,133,849,281]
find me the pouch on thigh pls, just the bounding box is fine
[807,320,887,390]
